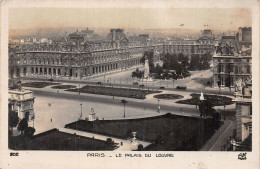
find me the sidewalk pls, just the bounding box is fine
[200,120,236,151]
[59,128,151,151]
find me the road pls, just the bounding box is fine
[31,89,202,134]
[21,68,234,96]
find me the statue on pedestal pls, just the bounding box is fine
[235,79,245,94]
[144,56,150,79]
[142,56,154,82]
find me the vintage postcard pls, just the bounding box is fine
[0,0,259,169]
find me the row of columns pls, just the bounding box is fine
[218,64,251,74]
[10,58,141,79]
[92,59,140,75]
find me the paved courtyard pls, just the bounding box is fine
[22,67,236,152]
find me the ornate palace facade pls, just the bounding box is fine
[212,36,252,91]
[9,29,164,81]
[165,30,218,58]
[165,36,217,56]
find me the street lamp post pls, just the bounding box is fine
[157,99,160,113]
[112,85,114,99]
[121,99,127,118]
[79,103,82,120]
[78,83,80,95]
[224,105,226,120]
[199,92,206,118]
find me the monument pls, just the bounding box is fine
[143,56,154,82]
[88,107,96,121]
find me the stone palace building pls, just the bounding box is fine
[212,27,252,91]
[8,28,221,82]
[8,29,164,81]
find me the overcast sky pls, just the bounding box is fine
[9,8,251,31]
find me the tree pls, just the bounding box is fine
[49,78,54,83]
[140,55,145,64]
[24,127,36,138]
[132,68,144,79]
[163,53,179,71]
[153,63,163,74]
[105,138,113,145]
[17,118,28,135]
[8,106,19,135]
[121,99,127,118]
[137,144,144,151]
[189,54,200,70]
[199,52,212,70]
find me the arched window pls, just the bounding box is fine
[246,65,251,74]
[25,112,30,121]
[235,65,239,74]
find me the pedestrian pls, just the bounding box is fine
[51,118,52,122]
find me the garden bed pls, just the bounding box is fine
[22,82,60,88]
[65,113,220,151]
[176,93,233,106]
[66,85,161,99]
[51,85,77,89]
[153,94,184,100]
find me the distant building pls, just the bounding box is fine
[202,29,213,37]
[238,27,252,42]
[51,36,66,44]
[67,30,85,45]
[106,29,128,47]
[139,34,149,45]
[165,29,218,58]
[40,38,50,44]
[236,27,252,51]
[81,28,94,35]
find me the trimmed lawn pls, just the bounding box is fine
[176,93,233,106]
[65,113,219,151]
[9,129,117,151]
[66,85,161,99]
[22,82,60,88]
[154,94,184,100]
[51,85,77,89]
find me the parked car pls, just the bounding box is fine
[139,84,145,89]
[176,85,187,90]
[96,81,102,85]
[177,75,184,79]
[182,72,191,78]
[133,82,139,85]
[159,86,165,89]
